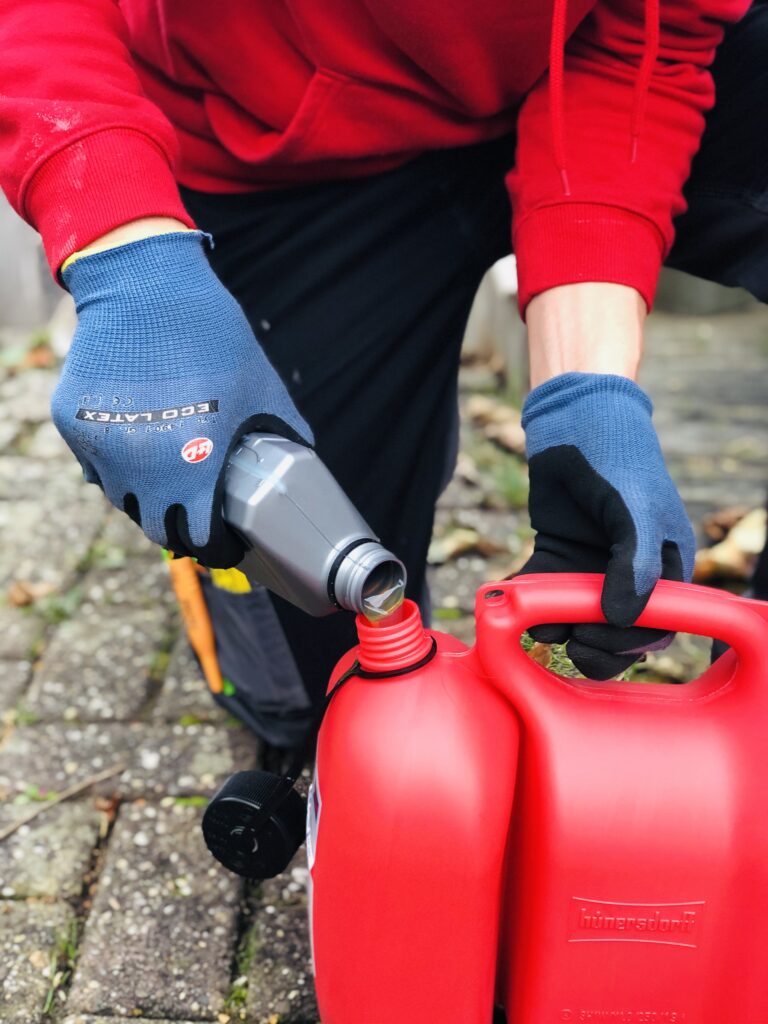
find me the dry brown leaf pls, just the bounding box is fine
[428,527,508,565]
[28,949,48,970]
[484,419,526,455]
[528,643,552,669]
[466,394,522,427]
[20,344,57,370]
[7,580,57,607]
[701,505,751,542]
[693,507,767,582]
[465,395,526,455]
[465,394,501,424]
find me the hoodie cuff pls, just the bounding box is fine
[23,128,196,276]
[513,203,665,318]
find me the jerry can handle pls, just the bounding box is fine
[475,573,766,695]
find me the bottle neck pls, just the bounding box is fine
[355,599,433,674]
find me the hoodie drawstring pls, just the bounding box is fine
[549,0,571,196]
[631,0,660,162]
[549,0,660,193]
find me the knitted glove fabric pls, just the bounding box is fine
[53,232,313,567]
[518,373,695,680]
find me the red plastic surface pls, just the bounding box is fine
[311,600,520,1023]
[311,576,768,1022]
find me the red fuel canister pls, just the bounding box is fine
[310,598,520,1023]
[310,576,768,1023]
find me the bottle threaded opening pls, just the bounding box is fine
[355,599,433,673]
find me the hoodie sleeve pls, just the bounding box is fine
[0,0,194,274]
[508,0,751,316]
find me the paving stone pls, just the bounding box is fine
[437,472,494,510]
[0,370,58,424]
[0,724,147,801]
[0,801,102,899]
[458,363,503,393]
[122,723,257,798]
[79,557,176,613]
[0,604,43,660]
[152,637,229,725]
[0,723,255,801]
[432,506,524,553]
[23,421,73,460]
[63,1018,210,1024]
[24,603,173,721]
[0,659,32,714]
[0,456,85,501]
[0,899,74,1024]
[99,509,158,558]
[428,554,512,615]
[63,1018,209,1024]
[247,850,319,1024]
[0,421,21,450]
[0,498,104,591]
[432,614,477,647]
[68,802,242,1020]
[653,409,768,460]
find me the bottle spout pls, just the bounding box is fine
[359,559,407,622]
[332,543,407,620]
[355,599,433,674]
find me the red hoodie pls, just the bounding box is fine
[0,0,749,312]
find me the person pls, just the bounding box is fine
[0,0,756,748]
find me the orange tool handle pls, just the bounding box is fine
[166,555,224,694]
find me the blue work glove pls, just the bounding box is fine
[518,372,696,679]
[52,232,313,567]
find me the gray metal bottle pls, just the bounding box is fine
[224,434,406,619]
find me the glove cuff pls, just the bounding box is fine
[62,230,212,296]
[522,372,653,429]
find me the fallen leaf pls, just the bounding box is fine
[465,394,518,426]
[428,527,508,565]
[484,419,526,455]
[701,505,751,542]
[7,580,57,607]
[20,344,57,370]
[528,643,552,669]
[694,507,766,582]
[465,395,526,455]
[28,949,48,970]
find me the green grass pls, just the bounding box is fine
[76,538,128,573]
[42,918,78,1016]
[34,585,83,625]
[462,432,530,510]
[13,783,59,805]
[10,705,41,727]
[224,904,261,1016]
[490,456,529,509]
[520,632,582,678]
[433,606,463,621]
[173,795,208,808]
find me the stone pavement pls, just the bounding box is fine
[0,300,767,1023]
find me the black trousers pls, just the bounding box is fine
[181,136,514,721]
[180,1,768,731]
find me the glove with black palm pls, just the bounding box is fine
[518,373,696,679]
[52,231,313,568]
